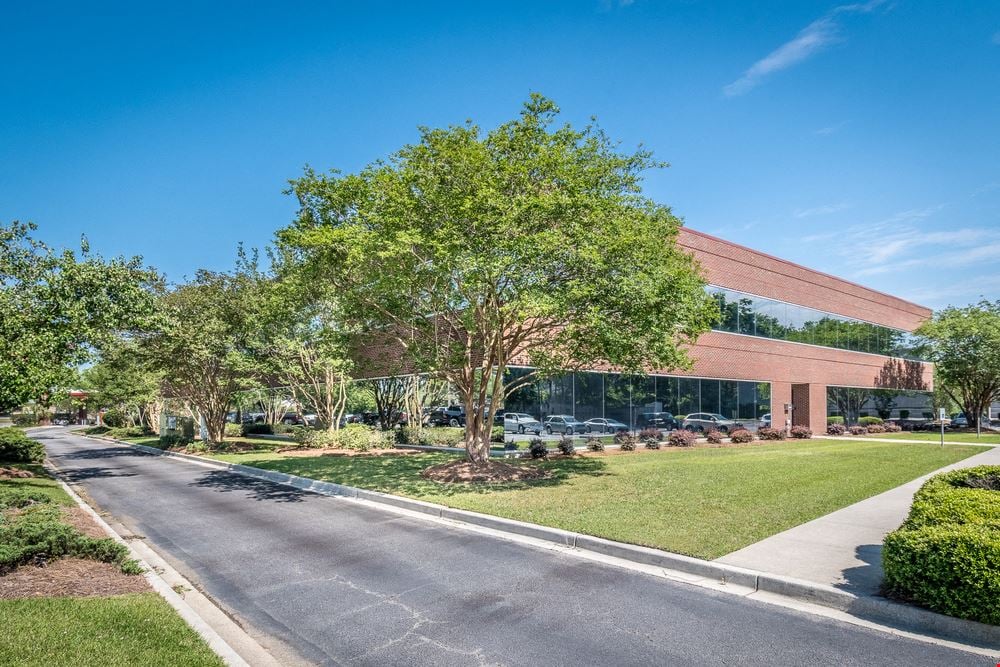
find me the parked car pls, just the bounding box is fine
[635,412,680,431]
[582,418,629,434]
[759,413,771,429]
[427,405,466,427]
[280,412,317,426]
[681,412,738,433]
[542,415,586,435]
[502,413,543,435]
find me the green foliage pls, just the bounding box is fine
[0,221,160,412]
[278,95,717,462]
[241,422,273,436]
[491,426,505,443]
[858,416,883,426]
[396,426,465,447]
[158,434,191,449]
[827,416,844,425]
[105,426,152,440]
[528,438,548,459]
[0,428,44,463]
[224,423,242,438]
[917,301,1000,430]
[556,437,576,456]
[294,424,393,451]
[11,413,38,427]
[101,408,127,428]
[883,466,1000,625]
[618,435,638,451]
[585,437,605,452]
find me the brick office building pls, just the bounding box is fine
[499,228,934,433]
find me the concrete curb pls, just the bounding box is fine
[83,434,1000,652]
[43,461,257,667]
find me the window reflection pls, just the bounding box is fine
[707,286,925,360]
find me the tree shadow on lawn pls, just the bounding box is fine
[225,453,611,500]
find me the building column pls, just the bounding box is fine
[790,383,828,433]
[771,381,792,431]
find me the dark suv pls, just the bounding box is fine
[428,405,466,427]
[636,412,680,431]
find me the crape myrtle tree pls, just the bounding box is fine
[0,221,160,413]
[142,250,268,443]
[277,95,717,465]
[917,300,1000,430]
[82,338,165,429]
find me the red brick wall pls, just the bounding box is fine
[678,228,930,331]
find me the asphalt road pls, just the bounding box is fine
[36,428,993,666]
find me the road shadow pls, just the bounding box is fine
[837,543,883,595]
[57,446,150,460]
[189,469,310,503]
[58,466,137,482]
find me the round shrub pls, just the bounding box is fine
[528,438,548,459]
[157,434,191,449]
[644,438,661,450]
[491,426,505,443]
[757,427,786,441]
[0,428,45,463]
[556,437,575,456]
[667,429,697,447]
[827,416,845,425]
[224,423,243,438]
[11,413,38,427]
[789,425,812,439]
[827,423,846,436]
[883,422,902,433]
[637,428,661,445]
[866,424,886,434]
[859,416,884,426]
[729,428,754,443]
[705,429,724,444]
[586,437,605,452]
[848,425,868,436]
[241,422,274,436]
[101,409,127,428]
[613,430,633,444]
[618,435,637,452]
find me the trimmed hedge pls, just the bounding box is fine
[827,416,844,425]
[757,427,786,441]
[0,428,45,463]
[789,425,812,439]
[667,430,697,447]
[729,429,754,443]
[705,429,724,444]
[859,416,883,426]
[827,423,846,436]
[882,466,1000,625]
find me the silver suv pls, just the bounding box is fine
[543,415,586,435]
[503,413,543,435]
[681,412,738,433]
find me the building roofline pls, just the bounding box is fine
[679,227,932,316]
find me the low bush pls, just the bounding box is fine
[586,437,605,452]
[882,466,1000,625]
[106,426,153,440]
[883,422,902,433]
[0,503,140,575]
[848,425,868,436]
[613,431,633,445]
[556,437,576,456]
[0,488,51,510]
[757,427,786,441]
[637,428,661,445]
[419,427,465,447]
[491,426,505,443]
[617,435,638,451]
[0,428,45,463]
[11,413,38,427]
[827,416,845,425]
[241,422,274,436]
[729,429,754,443]
[866,424,886,434]
[296,424,392,451]
[645,438,661,450]
[504,440,520,451]
[528,438,548,459]
[667,429,697,447]
[790,425,813,439]
[157,434,191,449]
[859,416,884,426]
[705,429,724,444]
[224,423,243,438]
[827,423,846,435]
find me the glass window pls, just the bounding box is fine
[677,378,699,416]
[655,375,678,416]
[605,373,630,425]
[720,380,738,420]
[737,381,756,423]
[630,375,655,430]
[756,382,771,420]
[574,372,603,422]
[699,379,720,415]
[736,296,755,336]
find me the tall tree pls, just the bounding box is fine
[278,95,717,464]
[142,252,267,443]
[917,301,1000,430]
[82,339,164,428]
[0,221,160,412]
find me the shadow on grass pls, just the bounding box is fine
[221,453,610,500]
[188,469,310,503]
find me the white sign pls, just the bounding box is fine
[939,408,946,420]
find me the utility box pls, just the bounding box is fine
[159,413,195,439]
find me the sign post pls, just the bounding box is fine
[939,408,946,448]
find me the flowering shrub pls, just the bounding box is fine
[638,428,661,445]
[848,425,869,436]
[757,427,786,441]
[866,424,886,434]
[667,429,698,447]
[883,422,902,433]
[790,425,812,439]
[614,430,633,444]
[706,429,724,444]
[827,423,846,435]
[729,429,754,443]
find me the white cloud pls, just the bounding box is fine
[724,1,887,96]
[905,273,1000,306]
[793,202,850,218]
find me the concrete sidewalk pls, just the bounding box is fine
[717,445,1000,595]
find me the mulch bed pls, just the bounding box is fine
[0,507,149,599]
[421,460,550,484]
[0,467,35,479]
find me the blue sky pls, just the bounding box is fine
[2,1,998,308]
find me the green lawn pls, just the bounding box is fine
[207,438,987,559]
[0,464,74,505]
[859,431,1000,445]
[0,594,223,666]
